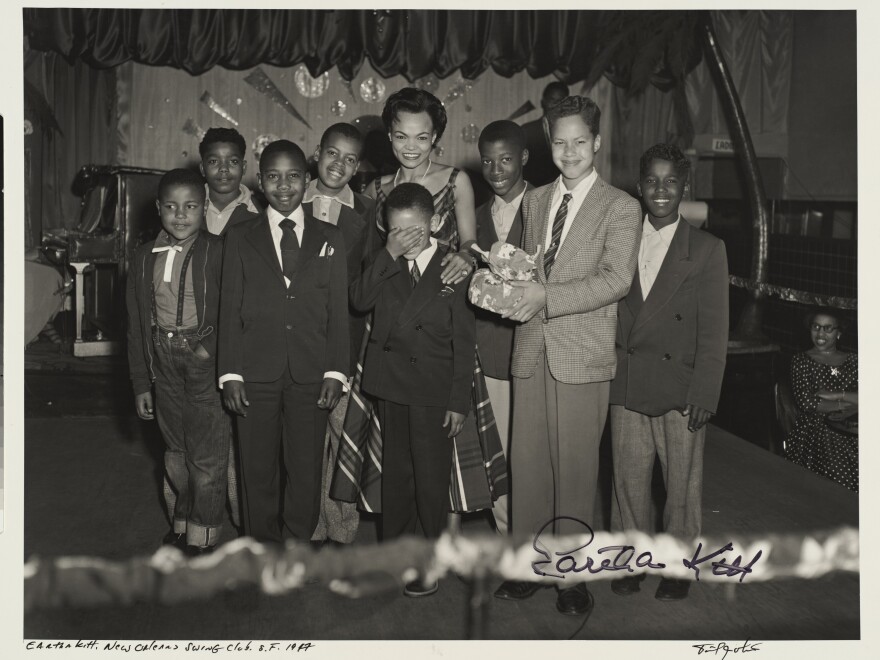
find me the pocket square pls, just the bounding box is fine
[319,242,335,257]
[438,284,456,297]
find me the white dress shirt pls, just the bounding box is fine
[205,183,259,235]
[303,180,354,227]
[219,204,347,389]
[491,186,527,243]
[638,215,680,299]
[409,237,438,276]
[543,169,599,253]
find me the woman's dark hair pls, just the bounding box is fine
[803,306,847,331]
[381,87,448,143]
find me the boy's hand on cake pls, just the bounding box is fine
[385,226,423,260]
[134,392,155,420]
[223,381,249,417]
[503,281,546,322]
[443,411,466,438]
[683,404,712,432]
[317,378,343,410]
[440,251,475,285]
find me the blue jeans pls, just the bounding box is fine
[152,328,230,547]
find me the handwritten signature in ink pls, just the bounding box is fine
[693,640,762,659]
[531,517,762,583]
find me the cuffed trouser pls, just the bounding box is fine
[153,329,230,548]
[485,376,512,534]
[610,405,706,540]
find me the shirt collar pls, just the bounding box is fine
[411,238,438,273]
[267,204,305,226]
[642,214,681,239]
[493,184,527,212]
[205,183,255,214]
[303,180,355,208]
[155,229,198,249]
[555,168,598,200]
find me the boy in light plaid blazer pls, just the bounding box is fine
[493,96,642,619]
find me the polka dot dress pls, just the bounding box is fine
[785,352,858,491]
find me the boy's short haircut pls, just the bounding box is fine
[259,139,307,170]
[381,87,448,143]
[320,123,365,154]
[546,95,601,136]
[158,168,207,201]
[199,127,247,159]
[385,182,434,221]
[478,120,527,152]
[542,81,570,103]
[639,143,691,179]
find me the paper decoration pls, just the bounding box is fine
[441,75,476,108]
[200,91,239,126]
[294,65,330,98]
[244,67,312,130]
[331,100,347,118]
[24,119,33,135]
[252,134,280,162]
[339,76,358,102]
[359,77,386,104]
[236,98,243,105]
[461,123,480,144]
[507,100,537,122]
[182,118,207,141]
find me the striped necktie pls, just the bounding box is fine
[410,260,421,289]
[543,192,572,278]
[279,218,300,281]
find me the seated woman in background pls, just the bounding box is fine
[785,307,858,491]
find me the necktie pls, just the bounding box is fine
[410,260,421,289]
[151,244,183,283]
[543,192,572,278]
[279,218,300,282]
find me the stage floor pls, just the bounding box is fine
[23,365,859,641]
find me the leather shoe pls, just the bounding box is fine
[610,573,646,596]
[556,583,594,617]
[403,579,439,598]
[184,544,216,557]
[655,578,691,600]
[494,580,545,601]
[162,531,186,551]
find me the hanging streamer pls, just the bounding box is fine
[244,67,312,130]
[507,100,537,122]
[441,75,477,108]
[200,91,239,126]
[182,118,207,141]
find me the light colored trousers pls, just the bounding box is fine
[610,404,706,540]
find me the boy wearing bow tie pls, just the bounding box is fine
[126,168,229,555]
[219,140,350,544]
[349,182,475,598]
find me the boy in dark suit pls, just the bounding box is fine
[126,168,228,555]
[609,144,729,601]
[303,123,374,544]
[350,182,475,597]
[199,127,261,235]
[219,140,349,544]
[494,96,642,618]
[474,120,531,535]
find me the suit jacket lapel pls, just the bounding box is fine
[338,203,366,255]
[623,271,644,322]
[506,184,531,248]
[244,212,286,286]
[633,219,695,332]
[396,248,446,327]
[298,213,327,267]
[550,176,605,277]
[475,202,498,249]
[535,185,554,283]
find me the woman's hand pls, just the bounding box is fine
[440,250,475,285]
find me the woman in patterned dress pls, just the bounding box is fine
[332,88,507,521]
[785,308,858,491]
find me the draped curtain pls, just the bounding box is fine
[24,9,697,86]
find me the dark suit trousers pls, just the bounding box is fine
[376,399,453,540]
[235,370,327,543]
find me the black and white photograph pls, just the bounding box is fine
[2,2,877,657]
